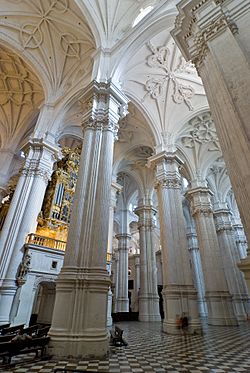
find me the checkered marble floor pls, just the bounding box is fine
[1,321,250,373]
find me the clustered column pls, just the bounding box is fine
[106,181,122,326]
[149,151,201,334]
[186,227,207,318]
[49,81,128,359]
[135,202,161,322]
[186,187,238,325]
[214,203,249,321]
[0,136,59,324]
[171,0,250,287]
[115,233,130,313]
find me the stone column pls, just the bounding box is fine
[0,136,59,324]
[186,186,238,325]
[106,182,122,327]
[186,227,207,318]
[0,149,16,202]
[134,253,140,313]
[148,151,201,334]
[115,233,130,312]
[49,81,128,359]
[171,0,250,283]
[213,203,249,321]
[232,219,248,259]
[135,203,161,321]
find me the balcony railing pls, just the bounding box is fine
[26,233,113,262]
[26,233,66,252]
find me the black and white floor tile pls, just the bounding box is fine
[1,321,250,373]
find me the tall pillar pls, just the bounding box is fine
[135,203,161,321]
[0,136,59,324]
[232,218,248,259]
[149,151,201,334]
[133,253,140,313]
[106,181,122,326]
[171,0,250,282]
[0,149,16,202]
[213,203,249,321]
[186,186,238,325]
[49,81,128,359]
[115,233,130,312]
[186,227,207,318]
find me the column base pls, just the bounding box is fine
[232,293,248,323]
[162,318,202,335]
[206,291,238,326]
[49,267,110,359]
[139,295,161,322]
[162,284,202,334]
[0,279,17,325]
[48,330,109,360]
[116,298,129,313]
[238,257,250,294]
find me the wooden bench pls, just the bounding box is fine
[110,326,128,346]
[0,324,10,334]
[1,324,24,336]
[0,336,50,364]
[36,325,50,337]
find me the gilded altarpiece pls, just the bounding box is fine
[36,147,81,242]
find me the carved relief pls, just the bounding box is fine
[181,113,219,150]
[0,46,44,144]
[144,42,195,110]
[0,0,95,96]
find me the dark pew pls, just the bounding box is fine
[0,324,10,334]
[1,324,24,335]
[0,336,50,364]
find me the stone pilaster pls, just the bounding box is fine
[171,0,250,285]
[213,203,249,321]
[186,187,238,325]
[135,203,161,322]
[49,81,128,359]
[148,151,201,334]
[0,136,60,324]
[186,227,207,318]
[115,233,131,313]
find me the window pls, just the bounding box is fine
[132,6,154,27]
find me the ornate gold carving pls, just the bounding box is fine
[36,146,81,242]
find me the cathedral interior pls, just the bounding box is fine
[0,0,250,372]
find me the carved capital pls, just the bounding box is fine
[80,80,129,139]
[21,137,61,184]
[171,0,239,70]
[134,205,157,229]
[214,208,233,232]
[148,151,183,190]
[186,187,214,217]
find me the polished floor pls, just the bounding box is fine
[1,321,250,373]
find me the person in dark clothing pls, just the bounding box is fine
[180,312,189,337]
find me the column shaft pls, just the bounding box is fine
[0,137,58,324]
[186,187,238,325]
[115,234,130,313]
[49,81,128,359]
[214,206,249,321]
[135,204,161,322]
[149,152,201,334]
